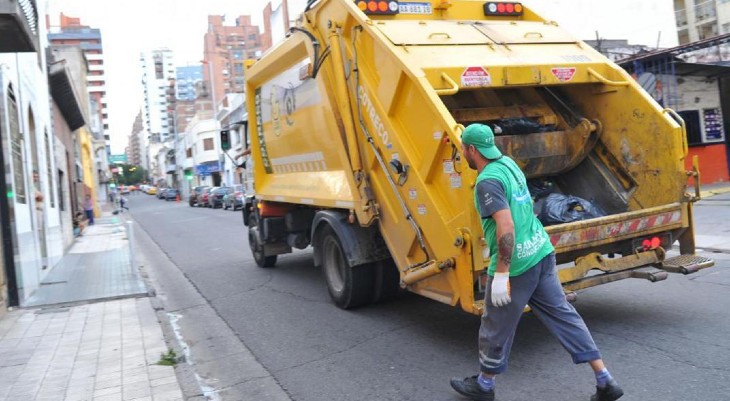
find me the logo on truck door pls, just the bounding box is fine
[358,86,393,149]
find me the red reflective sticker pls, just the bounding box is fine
[551,67,577,82]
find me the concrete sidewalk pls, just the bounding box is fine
[0,210,185,401]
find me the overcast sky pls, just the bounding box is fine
[45,0,678,154]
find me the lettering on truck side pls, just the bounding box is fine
[358,85,393,149]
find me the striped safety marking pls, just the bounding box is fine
[550,211,682,248]
[270,151,328,173]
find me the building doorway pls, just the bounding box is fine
[28,108,48,269]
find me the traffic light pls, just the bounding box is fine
[185,171,193,181]
[220,130,231,151]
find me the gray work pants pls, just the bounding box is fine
[479,253,601,374]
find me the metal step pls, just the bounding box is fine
[660,254,715,274]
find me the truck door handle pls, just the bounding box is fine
[428,32,452,40]
[587,67,629,87]
[523,32,543,39]
[434,73,459,95]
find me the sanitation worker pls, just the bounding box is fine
[449,124,623,401]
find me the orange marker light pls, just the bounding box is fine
[357,1,367,10]
[368,1,378,12]
[378,0,388,11]
[514,3,523,12]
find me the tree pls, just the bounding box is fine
[113,164,147,185]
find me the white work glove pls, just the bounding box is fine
[491,272,511,307]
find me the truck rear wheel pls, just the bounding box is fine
[321,227,374,309]
[248,217,277,268]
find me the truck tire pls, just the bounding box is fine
[248,217,277,268]
[320,227,374,309]
[372,258,401,304]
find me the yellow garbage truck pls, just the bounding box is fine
[241,0,714,312]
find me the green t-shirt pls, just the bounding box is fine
[473,156,554,277]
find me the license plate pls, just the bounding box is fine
[399,2,433,14]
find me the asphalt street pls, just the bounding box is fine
[126,193,730,401]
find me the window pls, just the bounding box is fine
[186,148,192,158]
[58,169,65,211]
[203,138,214,150]
[45,130,55,207]
[8,86,26,203]
[678,110,702,145]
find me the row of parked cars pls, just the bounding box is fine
[155,188,181,201]
[189,185,244,210]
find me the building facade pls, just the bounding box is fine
[48,14,109,210]
[675,0,730,44]
[140,49,175,143]
[203,15,262,107]
[1,0,67,307]
[127,111,143,167]
[48,46,91,251]
[175,65,203,101]
[263,0,308,48]
[48,13,109,144]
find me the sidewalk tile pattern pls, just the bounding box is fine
[23,249,146,307]
[0,298,183,401]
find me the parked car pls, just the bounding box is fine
[223,185,244,211]
[208,187,229,208]
[189,186,208,207]
[164,188,180,201]
[157,188,168,199]
[198,187,216,207]
[147,186,157,195]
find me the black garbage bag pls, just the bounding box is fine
[528,178,555,200]
[492,118,555,135]
[538,193,606,226]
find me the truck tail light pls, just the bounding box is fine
[633,233,672,252]
[356,0,400,15]
[484,2,523,16]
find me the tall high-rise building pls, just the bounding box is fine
[674,0,730,44]
[48,13,109,143]
[176,65,203,101]
[203,15,262,106]
[127,111,144,167]
[262,0,308,50]
[139,49,176,143]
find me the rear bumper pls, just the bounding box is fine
[546,203,685,254]
[559,249,714,292]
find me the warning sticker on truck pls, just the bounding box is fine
[551,67,576,82]
[461,66,491,87]
[443,159,454,174]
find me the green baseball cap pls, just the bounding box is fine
[461,123,502,160]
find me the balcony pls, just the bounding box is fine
[0,0,38,52]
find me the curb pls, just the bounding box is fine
[699,186,730,199]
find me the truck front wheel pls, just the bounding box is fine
[248,217,277,268]
[321,227,374,309]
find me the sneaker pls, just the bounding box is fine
[591,379,624,401]
[449,375,495,401]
